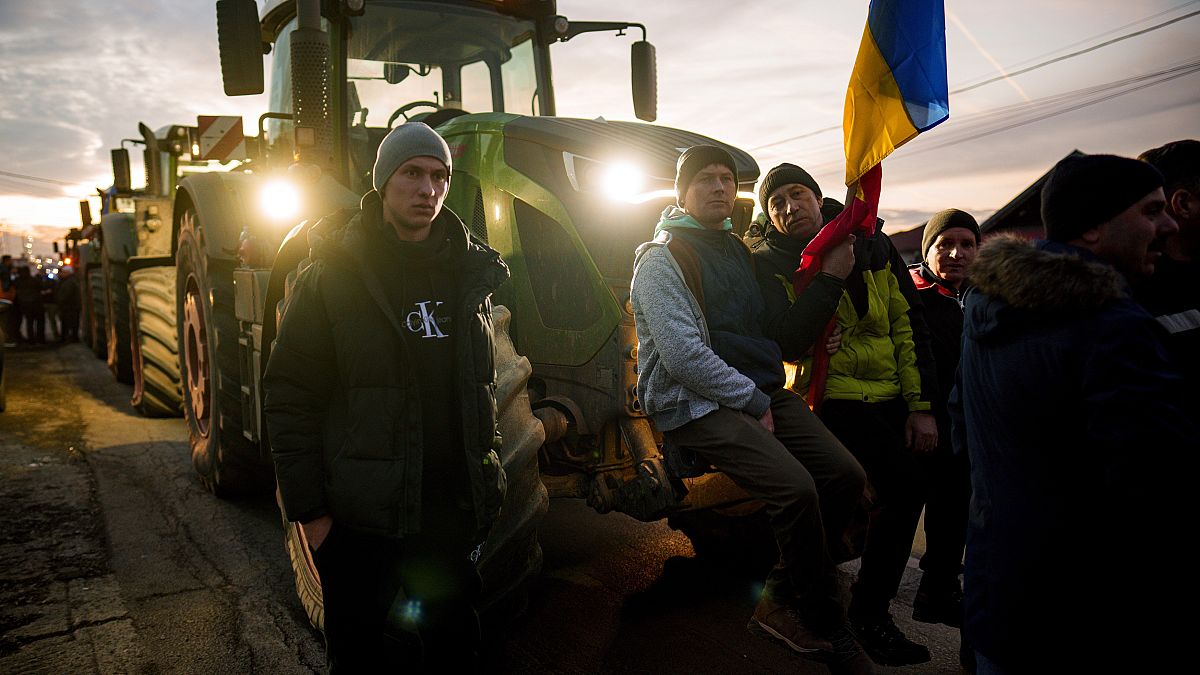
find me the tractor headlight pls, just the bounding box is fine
[563,152,672,204]
[260,179,301,222]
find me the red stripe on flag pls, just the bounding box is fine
[792,163,882,410]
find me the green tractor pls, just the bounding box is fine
[93,124,198,416]
[172,0,765,627]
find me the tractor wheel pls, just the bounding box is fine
[88,268,108,359]
[476,304,548,619]
[129,266,182,417]
[276,302,547,631]
[176,206,272,497]
[103,258,133,383]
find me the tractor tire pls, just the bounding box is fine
[477,304,548,619]
[129,265,182,417]
[88,268,108,359]
[103,258,133,383]
[176,205,272,497]
[276,302,548,631]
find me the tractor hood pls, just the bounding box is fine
[504,116,759,186]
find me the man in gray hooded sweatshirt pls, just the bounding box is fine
[631,145,872,672]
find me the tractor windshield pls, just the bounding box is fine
[346,2,542,127]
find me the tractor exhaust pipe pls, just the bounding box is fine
[291,0,332,168]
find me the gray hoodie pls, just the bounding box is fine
[631,227,772,432]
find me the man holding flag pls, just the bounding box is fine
[754,0,950,666]
[754,163,938,667]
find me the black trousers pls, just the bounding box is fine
[313,526,482,674]
[917,426,969,584]
[819,398,927,621]
[665,388,866,634]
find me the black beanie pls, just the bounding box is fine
[1041,154,1163,242]
[675,145,739,206]
[758,163,822,214]
[921,208,980,260]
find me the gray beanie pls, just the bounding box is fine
[372,122,453,193]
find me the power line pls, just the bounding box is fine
[747,5,1200,152]
[952,9,1200,95]
[0,169,78,187]
[952,0,1197,86]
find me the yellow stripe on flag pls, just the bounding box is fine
[843,29,919,186]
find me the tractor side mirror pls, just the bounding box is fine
[79,200,92,228]
[731,197,754,238]
[216,0,265,96]
[384,63,411,85]
[631,41,657,122]
[111,149,131,192]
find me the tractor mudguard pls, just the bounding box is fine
[174,172,259,264]
[99,212,137,263]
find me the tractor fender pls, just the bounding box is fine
[174,172,265,264]
[99,212,137,263]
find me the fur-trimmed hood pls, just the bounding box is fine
[965,234,1129,340]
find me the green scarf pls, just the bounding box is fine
[653,205,732,238]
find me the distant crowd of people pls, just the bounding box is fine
[1,254,81,347]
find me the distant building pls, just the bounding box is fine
[887,150,1085,264]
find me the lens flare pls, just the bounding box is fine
[260,180,300,222]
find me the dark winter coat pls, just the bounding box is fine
[263,193,510,540]
[950,235,1194,670]
[751,227,846,362]
[907,263,964,431]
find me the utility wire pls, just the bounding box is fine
[748,5,1200,152]
[952,9,1200,95]
[0,169,77,187]
[952,0,1197,87]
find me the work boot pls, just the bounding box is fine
[912,575,964,628]
[825,624,878,675]
[747,596,833,655]
[848,613,930,667]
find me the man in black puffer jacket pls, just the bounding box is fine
[264,122,508,672]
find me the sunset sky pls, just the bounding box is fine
[1,0,1196,255]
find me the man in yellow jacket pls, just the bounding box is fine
[752,163,939,668]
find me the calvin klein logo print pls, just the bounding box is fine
[406,300,449,338]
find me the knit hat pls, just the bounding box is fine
[675,145,738,206]
[758,163,822,214]
[921,208,980,260]
[1041,154,1163,242]
[372,122,453,193]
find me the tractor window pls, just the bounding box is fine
[459,60,492,113]
[346,2,540,126]
[502,39,538,116]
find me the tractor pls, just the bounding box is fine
[164,0,767,627]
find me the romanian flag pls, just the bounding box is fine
[795,0,948,409]
[844,0,950,185]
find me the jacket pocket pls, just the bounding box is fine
[344,386,405,460]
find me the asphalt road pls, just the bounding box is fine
[0,344,961,674]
